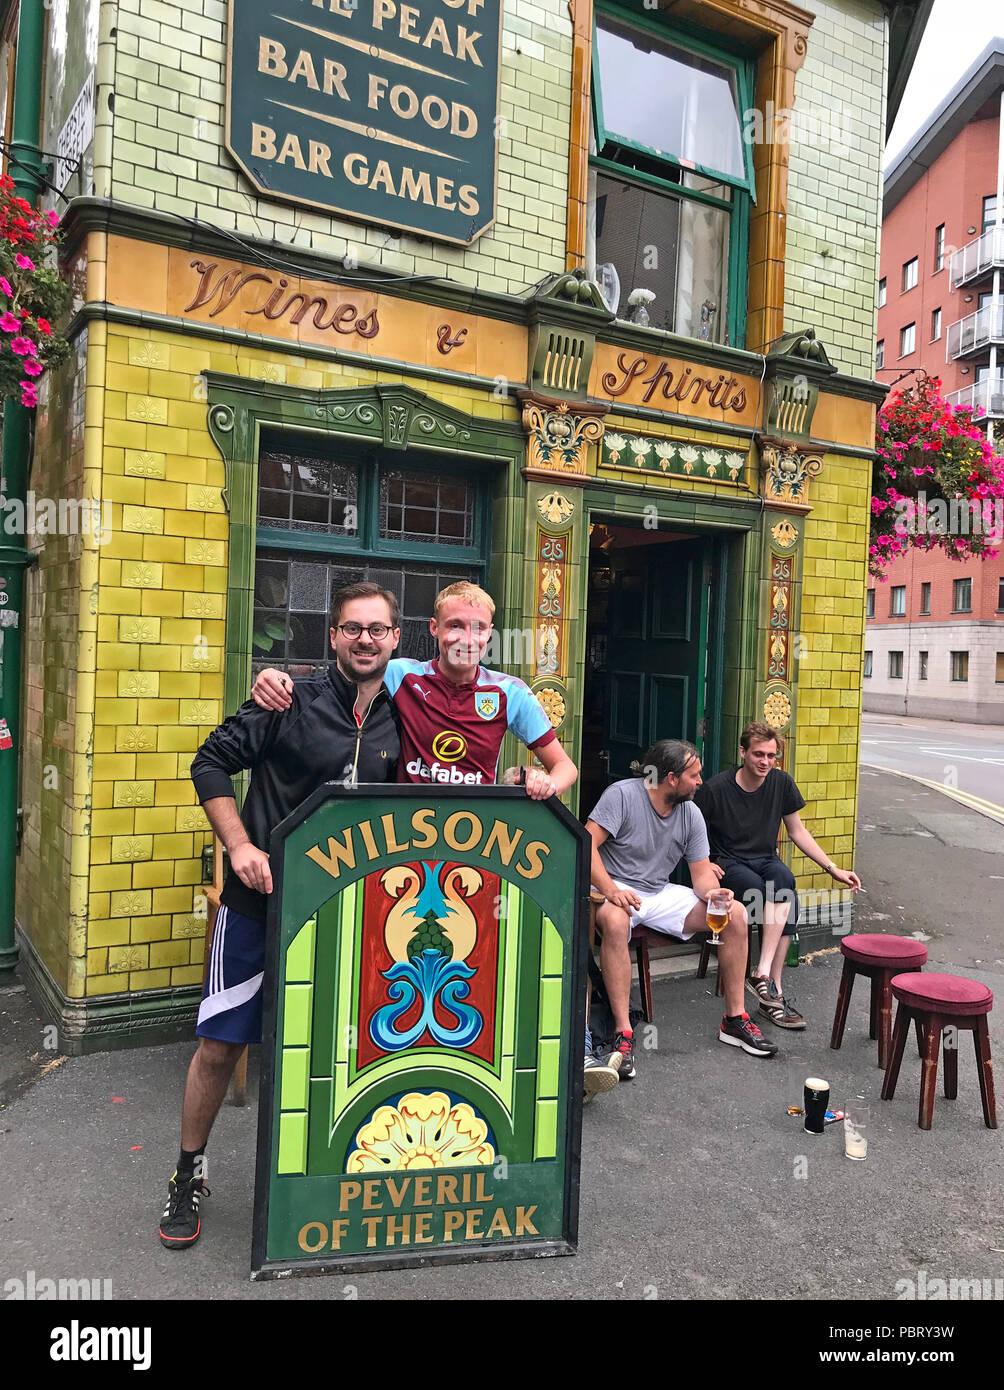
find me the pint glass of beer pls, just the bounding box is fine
[706,891,729,940]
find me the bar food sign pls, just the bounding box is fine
[226,0,500,244]
[251,787,587,1277]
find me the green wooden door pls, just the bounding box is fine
[602,538,708,782]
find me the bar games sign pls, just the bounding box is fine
[226,0,501,244]
[251,786,588,1277]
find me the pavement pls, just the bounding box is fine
[1,766,1001,1302]
[862,713,1004,814]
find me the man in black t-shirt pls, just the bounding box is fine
[694,721,861,1030]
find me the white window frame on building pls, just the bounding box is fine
[933,224,945,272]
[902,257,918,291]
[918,650,928,680]
[900,323,915,356]
[876,339,885,369]
[866,589,875,617]
[952,576,972,612]
[920,581,931,614]
[983,195,998,234]
[931,307,941,341]
[890,584,906,615]
[878,277,887,307]
[863,650,873,678]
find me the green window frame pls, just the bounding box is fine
[253,438,491,671]
[590,1,754,347]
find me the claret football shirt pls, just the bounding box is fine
[383,658,556,785]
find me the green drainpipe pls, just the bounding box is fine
[0,1,47,973]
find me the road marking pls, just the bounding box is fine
[862,764,1004,827]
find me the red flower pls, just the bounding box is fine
[36,318,51,336]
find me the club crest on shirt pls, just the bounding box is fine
[475,690,501,721]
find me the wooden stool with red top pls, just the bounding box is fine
[829,933,928,1069]
[881,972,996,1131]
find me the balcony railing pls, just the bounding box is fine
[950,226,1004,289]
[945,375,1004,422]
[946,300,1004,361]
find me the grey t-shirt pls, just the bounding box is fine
[589,778,710,896]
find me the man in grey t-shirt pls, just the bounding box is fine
[587,739,779,1080]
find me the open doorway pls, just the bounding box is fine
[579,519,731,819]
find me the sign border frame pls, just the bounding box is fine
[224,0,502,248]
[250,782,588,1281]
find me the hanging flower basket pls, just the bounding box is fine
[0,175,72,409]
[870,372,1004,577]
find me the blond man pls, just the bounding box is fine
[252,580,577,800]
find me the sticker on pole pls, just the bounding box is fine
[0,717,12,750]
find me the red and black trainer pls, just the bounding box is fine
[718,1012,779,1058]
[607,1031,636,1079]
[159,1157,209,1250]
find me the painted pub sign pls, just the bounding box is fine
[251,786,588,1278]
[226,0,501,244]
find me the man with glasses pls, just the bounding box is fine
[159,582,401,1250]
[252,580,578,801]
[694,722,861,1030]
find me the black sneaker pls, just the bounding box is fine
[718,1012,779,1058]
[607,1032,636,1080]
[159,1156,209,1250]
[583,1051,620,1101]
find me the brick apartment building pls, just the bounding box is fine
[867,39,1004,722]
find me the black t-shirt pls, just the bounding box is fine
[694,767,806,862]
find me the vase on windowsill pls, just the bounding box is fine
[627,288,655,327]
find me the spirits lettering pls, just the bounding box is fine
[600,351,748,415]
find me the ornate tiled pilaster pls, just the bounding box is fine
[521,397,605,481]
[756,518,803,772]
[758,437,825,512]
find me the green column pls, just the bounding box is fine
[0,0,47,973]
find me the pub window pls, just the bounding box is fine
[890,585,906,616]
[253,434,486,674]
[588,5,754,347]
[950,650,969,682]
[953,577,972,612]
[863,650,873,678]
[889,650,903,679]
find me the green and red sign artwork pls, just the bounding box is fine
[251,786,588,1278]
[226,0,501,244]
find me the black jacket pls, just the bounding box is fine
[191,664,399,921]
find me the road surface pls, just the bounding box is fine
[860,714,1004,818]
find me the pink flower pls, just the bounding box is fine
[45,209,59,228]
[10,335,35,356]
[14,253,34,271]
[20,382,38,407]
[0,312,18,332]
[23,357,43,377]
[0,276,12,297]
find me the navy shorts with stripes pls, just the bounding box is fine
[197,905,266,1045]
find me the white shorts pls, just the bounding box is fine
[604,880,704,942]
